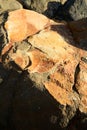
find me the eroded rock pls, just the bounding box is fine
[0,0,22,11]
[17,0,67,13]
[68,0,87,20]
[68,18,87,49]
[4,9,50,43]
[1,8,87,129]
[76,61,87,113]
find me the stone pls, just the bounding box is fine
[4,9,50,43]
[68,0,87,20]
[9,48,55,73]
[1,8,87,129]
[44,81,73,106]
[18,0,67,13]
[0,0,23,11]
[76,61,87,113]
[68,18,87,113]
[3,17,81,127]
[68,18,87,50]
[28,20,77,60]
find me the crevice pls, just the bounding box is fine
[73,63,80,93]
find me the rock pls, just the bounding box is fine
[68,18,87,113]
[76,61,87,113]
[28,20,77,60]
[18,0,67,13]
[4,9,50,43]
[0,0,23,11]
[1,8,87,129]
[68,0,87,20]
[3,17,81,127]
[10,49,55,72]
[68,18,87,50]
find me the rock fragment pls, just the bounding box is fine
[0,0,22,11]
[28,20,77,60]
[76,61,87,113]
[68,0,87,20]
[4,9,50,43]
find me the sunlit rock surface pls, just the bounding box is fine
[0,8,87,129]
[5,9,50,42]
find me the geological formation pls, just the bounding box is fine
[0,9,87,127]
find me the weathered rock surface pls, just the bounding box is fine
[76,61,87,113]
[0,0,22,11]
[68,18,87,114]
[5,9,50,43]
[68,18,87,49]
[68,0,87,20]
[17,0,67,13]
[0,8,87,130]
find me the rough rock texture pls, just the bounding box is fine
[76,61,87,113]
[0,7,87,130]
[17,0,68,18]
[68,18,87,114]
[68,18,87,49]
[68,0,87,20]
[17,0,67,12]
[4,9,50,43]
[0,0,22,11]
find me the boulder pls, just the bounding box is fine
[0,8,87,130]
[3,15,81,127]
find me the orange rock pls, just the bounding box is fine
[50,71,73,92]
[5,9,50,42]
[44,81,73,106]
[9,48,55,73]
[28,20,77,60]
[1,42,13,55]
[27,49,55,73]
[10,50,30,69]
